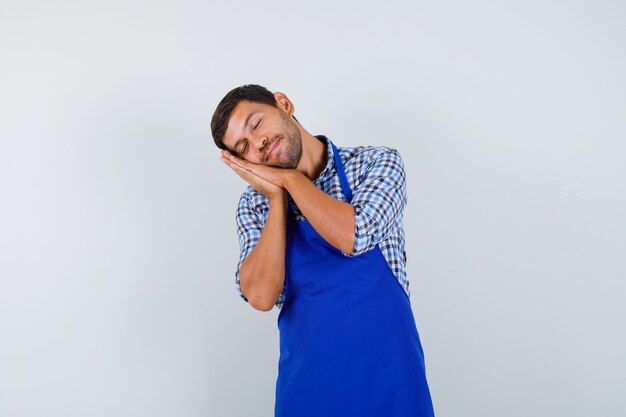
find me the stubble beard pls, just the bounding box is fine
[271,115,302,169]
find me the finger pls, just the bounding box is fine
[220,152,270,183]
[219,154,242,172]
[226,152,251,170]
[223,158,247,175]
[219,155,232,166]
[227,160,265,185]
[219,152,235,163]
[221,150,245,166]
[230,160,255,175]
[220,154,248,172]
[225,161,252,182]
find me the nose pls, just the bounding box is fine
[254,135,268,152]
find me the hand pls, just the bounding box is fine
[220,151,285,200]
[220,150,293,188]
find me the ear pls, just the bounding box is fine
[273,92,295,117]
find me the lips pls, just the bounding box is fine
[266,138,280,161]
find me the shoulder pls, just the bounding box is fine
[338,145,405,182]
[338,144,403,167]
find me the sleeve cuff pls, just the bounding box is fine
[341,211,379,257]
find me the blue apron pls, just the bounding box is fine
[275,141,435,417]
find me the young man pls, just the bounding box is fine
[211,84,435,417]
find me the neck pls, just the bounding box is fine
[295,130,327,181]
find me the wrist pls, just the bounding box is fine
[282,169,301,192]
[268,188,287,205]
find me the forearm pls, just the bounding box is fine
[284,171,355,254]
[239,192,288,311]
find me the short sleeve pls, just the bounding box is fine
[343,148,407,257]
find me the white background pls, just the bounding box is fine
[1,1,625,416]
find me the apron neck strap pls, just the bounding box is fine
[330,141,353,203]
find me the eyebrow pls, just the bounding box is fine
[232,111,260,153]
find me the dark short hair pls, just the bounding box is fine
[210,84,278,150]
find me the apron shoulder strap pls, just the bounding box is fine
[330,142,353,203]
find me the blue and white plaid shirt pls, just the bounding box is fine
[234,135,409,310]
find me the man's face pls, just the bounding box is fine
[221,100,302,168]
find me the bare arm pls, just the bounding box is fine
[221,150,356,256]
[238,191,288,311]
[283,170,355,254]
[221,151,289,311]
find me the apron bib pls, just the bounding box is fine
[275,141,435,417]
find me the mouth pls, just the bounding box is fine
[266,138,280,162]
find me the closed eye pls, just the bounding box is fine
[239,118,259,156]
[239,142,248,157]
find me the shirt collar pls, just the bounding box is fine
[313,134,336,184]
